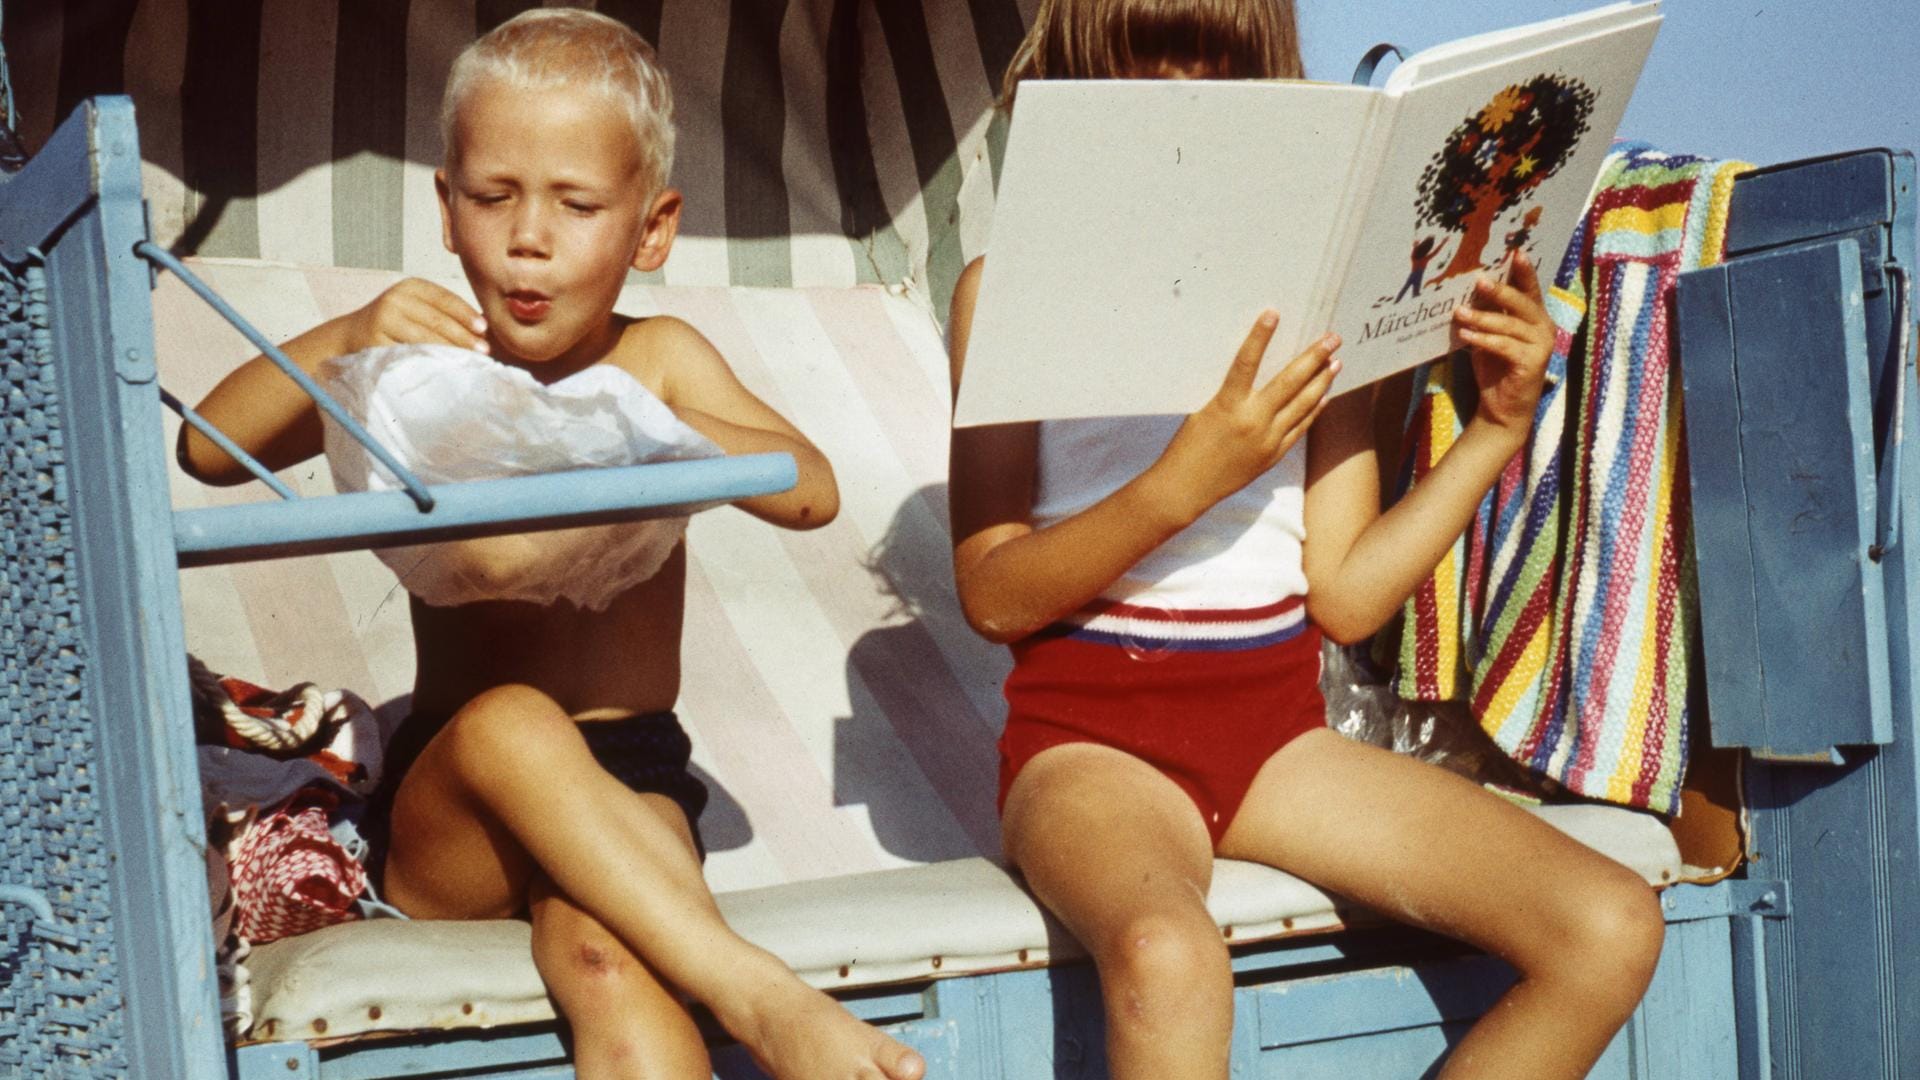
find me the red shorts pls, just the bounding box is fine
[997,598,1326,846]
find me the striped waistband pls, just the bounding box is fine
[1048,596,1309,652]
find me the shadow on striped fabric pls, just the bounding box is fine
[6,0,1034,321]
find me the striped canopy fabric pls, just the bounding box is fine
[6,0,1033,325]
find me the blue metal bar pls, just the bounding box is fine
[131,240,436,512]
[173,453,796,567]
[157,386,297,500]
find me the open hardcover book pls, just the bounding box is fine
[954,2,1662,426]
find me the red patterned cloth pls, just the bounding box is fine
[188,655,383,792]
[229,787,365,943]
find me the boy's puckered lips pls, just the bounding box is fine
[505,289,553,322]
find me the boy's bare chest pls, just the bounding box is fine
[408,544,687,719]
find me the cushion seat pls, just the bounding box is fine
[244,802,1682,1043]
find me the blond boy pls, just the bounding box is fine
[182,11,925,1080]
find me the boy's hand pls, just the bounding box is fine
[347,278,490,355]
[1453,252,1553,440]
[1153,313,1340,523]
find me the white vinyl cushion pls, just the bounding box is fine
[243,802,1682,1043]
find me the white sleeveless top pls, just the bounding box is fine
[1032,415,1309,617]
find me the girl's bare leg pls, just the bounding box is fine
[382,683,925,1080]
[1001,743,1232,1080]
[1218,729,1665,1080]
[530,862,711,1079]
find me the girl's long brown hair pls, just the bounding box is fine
[1001,0,1303,109]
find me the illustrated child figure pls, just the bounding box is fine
[1397,233,1449,302]
[947,3,1665,1078]
[181,11,925,1080]
[1504,204,1546,268]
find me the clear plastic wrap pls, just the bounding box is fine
[319,344,722,610]
[1321,639,1553,794]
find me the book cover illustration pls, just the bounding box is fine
[1333,34,1648,375]
[1393,73,1597,302]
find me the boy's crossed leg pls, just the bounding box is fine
[1219,728,1666,1080]
[531,851,710,1076]
[383,683,925,1080]
[1001,743,1235,1080]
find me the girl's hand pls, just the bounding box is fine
[346,278,490,355]
[1452,252,1553,440]
[1153,313,1341,523]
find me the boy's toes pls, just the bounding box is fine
[878,1040,925,1080]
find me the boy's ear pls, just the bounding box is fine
[632,188,683,273]
[435,169,456,254]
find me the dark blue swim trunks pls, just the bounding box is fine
[363,709,710,892]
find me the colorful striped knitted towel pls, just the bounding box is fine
[1389,145,1751,814]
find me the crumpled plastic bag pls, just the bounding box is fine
[1321,639,1553,795]
[319,344,722,610]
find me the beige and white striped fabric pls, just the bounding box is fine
[158,259,1009,893]
[9,0,1030,324]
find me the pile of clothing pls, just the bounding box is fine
[190,657,400,1036]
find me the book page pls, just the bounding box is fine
[954,80,1379,426]
[1322,14,1661,392]
[1385,3,1652,89]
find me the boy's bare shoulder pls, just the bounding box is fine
[602,313,729,403]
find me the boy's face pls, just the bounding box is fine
[437,78,679,370]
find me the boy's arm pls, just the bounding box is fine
[179,279,487,485]
[635,317,839,531]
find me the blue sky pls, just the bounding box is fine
[1298,0,1920,168]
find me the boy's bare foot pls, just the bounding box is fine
[726,978,926,1080]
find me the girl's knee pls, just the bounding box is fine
[1590,872,1666,984]
[1097,909,1230,997]
[1528,865,1665,997]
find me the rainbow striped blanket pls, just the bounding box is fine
[1389,145,1751,814]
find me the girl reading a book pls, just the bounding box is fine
[946,2,1665,1077]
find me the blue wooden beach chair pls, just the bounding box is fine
[1,5,1917,1077]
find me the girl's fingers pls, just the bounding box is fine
[1270,351,1340,433]
[1281,394,1333,451]
[1453,306,1536,343]
[1473,277,1546,323]
[1220,310,1280,397]
[1457,329,1537,372]
[1255,332,1340,413]
[1509,250,1545,302]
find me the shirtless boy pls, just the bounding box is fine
[180,11,925,1080]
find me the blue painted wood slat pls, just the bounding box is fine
[1677,263,1774,753]
[1716,237,1889,755]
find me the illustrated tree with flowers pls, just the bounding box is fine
[1415,74,1596,284]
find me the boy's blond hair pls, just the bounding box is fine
[1001,0,1303,109]
[441,9,675,199]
